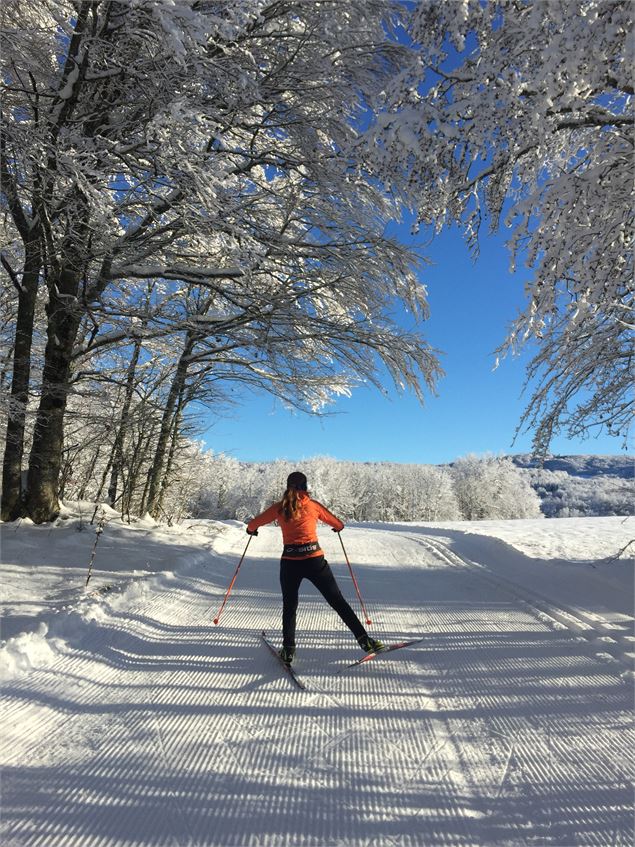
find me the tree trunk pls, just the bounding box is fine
[108,337,142,506]
[24,278,83,523]
[58,448,75,501]
[0,340,15,395]
[77,439,104,500]
[25,186,90,523]
[153,394,185,520]
[136,428,157,517]
[145,334,194,519]
[91,451,114,521]
[1,242,41,520]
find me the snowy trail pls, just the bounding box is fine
[1,523,633,846]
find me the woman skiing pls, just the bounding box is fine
[247,471,383,665]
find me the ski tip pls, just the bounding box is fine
[213,618,219,625]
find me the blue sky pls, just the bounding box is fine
[200,224,627,465]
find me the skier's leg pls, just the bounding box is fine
[279,559,303,648]
[306,557,367,641]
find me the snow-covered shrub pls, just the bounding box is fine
[451,455,543,521]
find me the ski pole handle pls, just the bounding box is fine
[213,534,253,625]
[337,532,372,626]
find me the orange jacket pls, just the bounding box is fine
[247,491,344,559]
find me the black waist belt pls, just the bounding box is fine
[282,541,321,558]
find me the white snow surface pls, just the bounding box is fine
[1,508,633,846]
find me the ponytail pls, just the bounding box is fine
[280,488,302,521]
[279,470,308,520]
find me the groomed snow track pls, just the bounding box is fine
[1,523,633,846]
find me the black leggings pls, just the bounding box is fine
[279,555,367,648]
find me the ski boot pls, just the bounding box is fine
[357,635,384,653]
[278,646,296,666]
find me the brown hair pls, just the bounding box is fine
[279,471,308,520]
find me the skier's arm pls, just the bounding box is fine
[315,501,345,533]
[246,503,280,534]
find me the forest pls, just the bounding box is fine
[55,446,633,526]
[189,452,635,524]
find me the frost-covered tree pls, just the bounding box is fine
[412,465,461,521]
[363,0,633,454]
[1,0,443,523]
[190,455,465,523]
[451,454,542,520]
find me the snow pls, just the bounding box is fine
[56,63,80,100]
[1,508,633,846]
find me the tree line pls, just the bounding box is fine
[53,443,544,525]
[191,453,544,524]
[160,452,635,524]
[17,425,632,524]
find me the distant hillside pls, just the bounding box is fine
[512,454,633,478]
[511,454,634,518]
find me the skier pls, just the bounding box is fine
[247,471,383,665]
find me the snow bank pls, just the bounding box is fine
[358,515,633,563]
[0,501,229,680]
[455,515,634,561]
[0,623,65,681]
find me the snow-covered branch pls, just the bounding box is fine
[361,0,633,452]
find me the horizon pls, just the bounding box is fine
[198,448,633,467]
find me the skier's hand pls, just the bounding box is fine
[246,528,258,536]
[332,527,343,533]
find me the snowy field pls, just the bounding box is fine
[1,508,633,846]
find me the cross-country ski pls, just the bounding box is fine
[261,630,308,690]
[339,636,426,672]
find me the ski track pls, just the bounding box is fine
[1,526,633,847]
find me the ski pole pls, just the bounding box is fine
[337,532,372,626]
[213,534,254,625]
[85,514,106,587]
